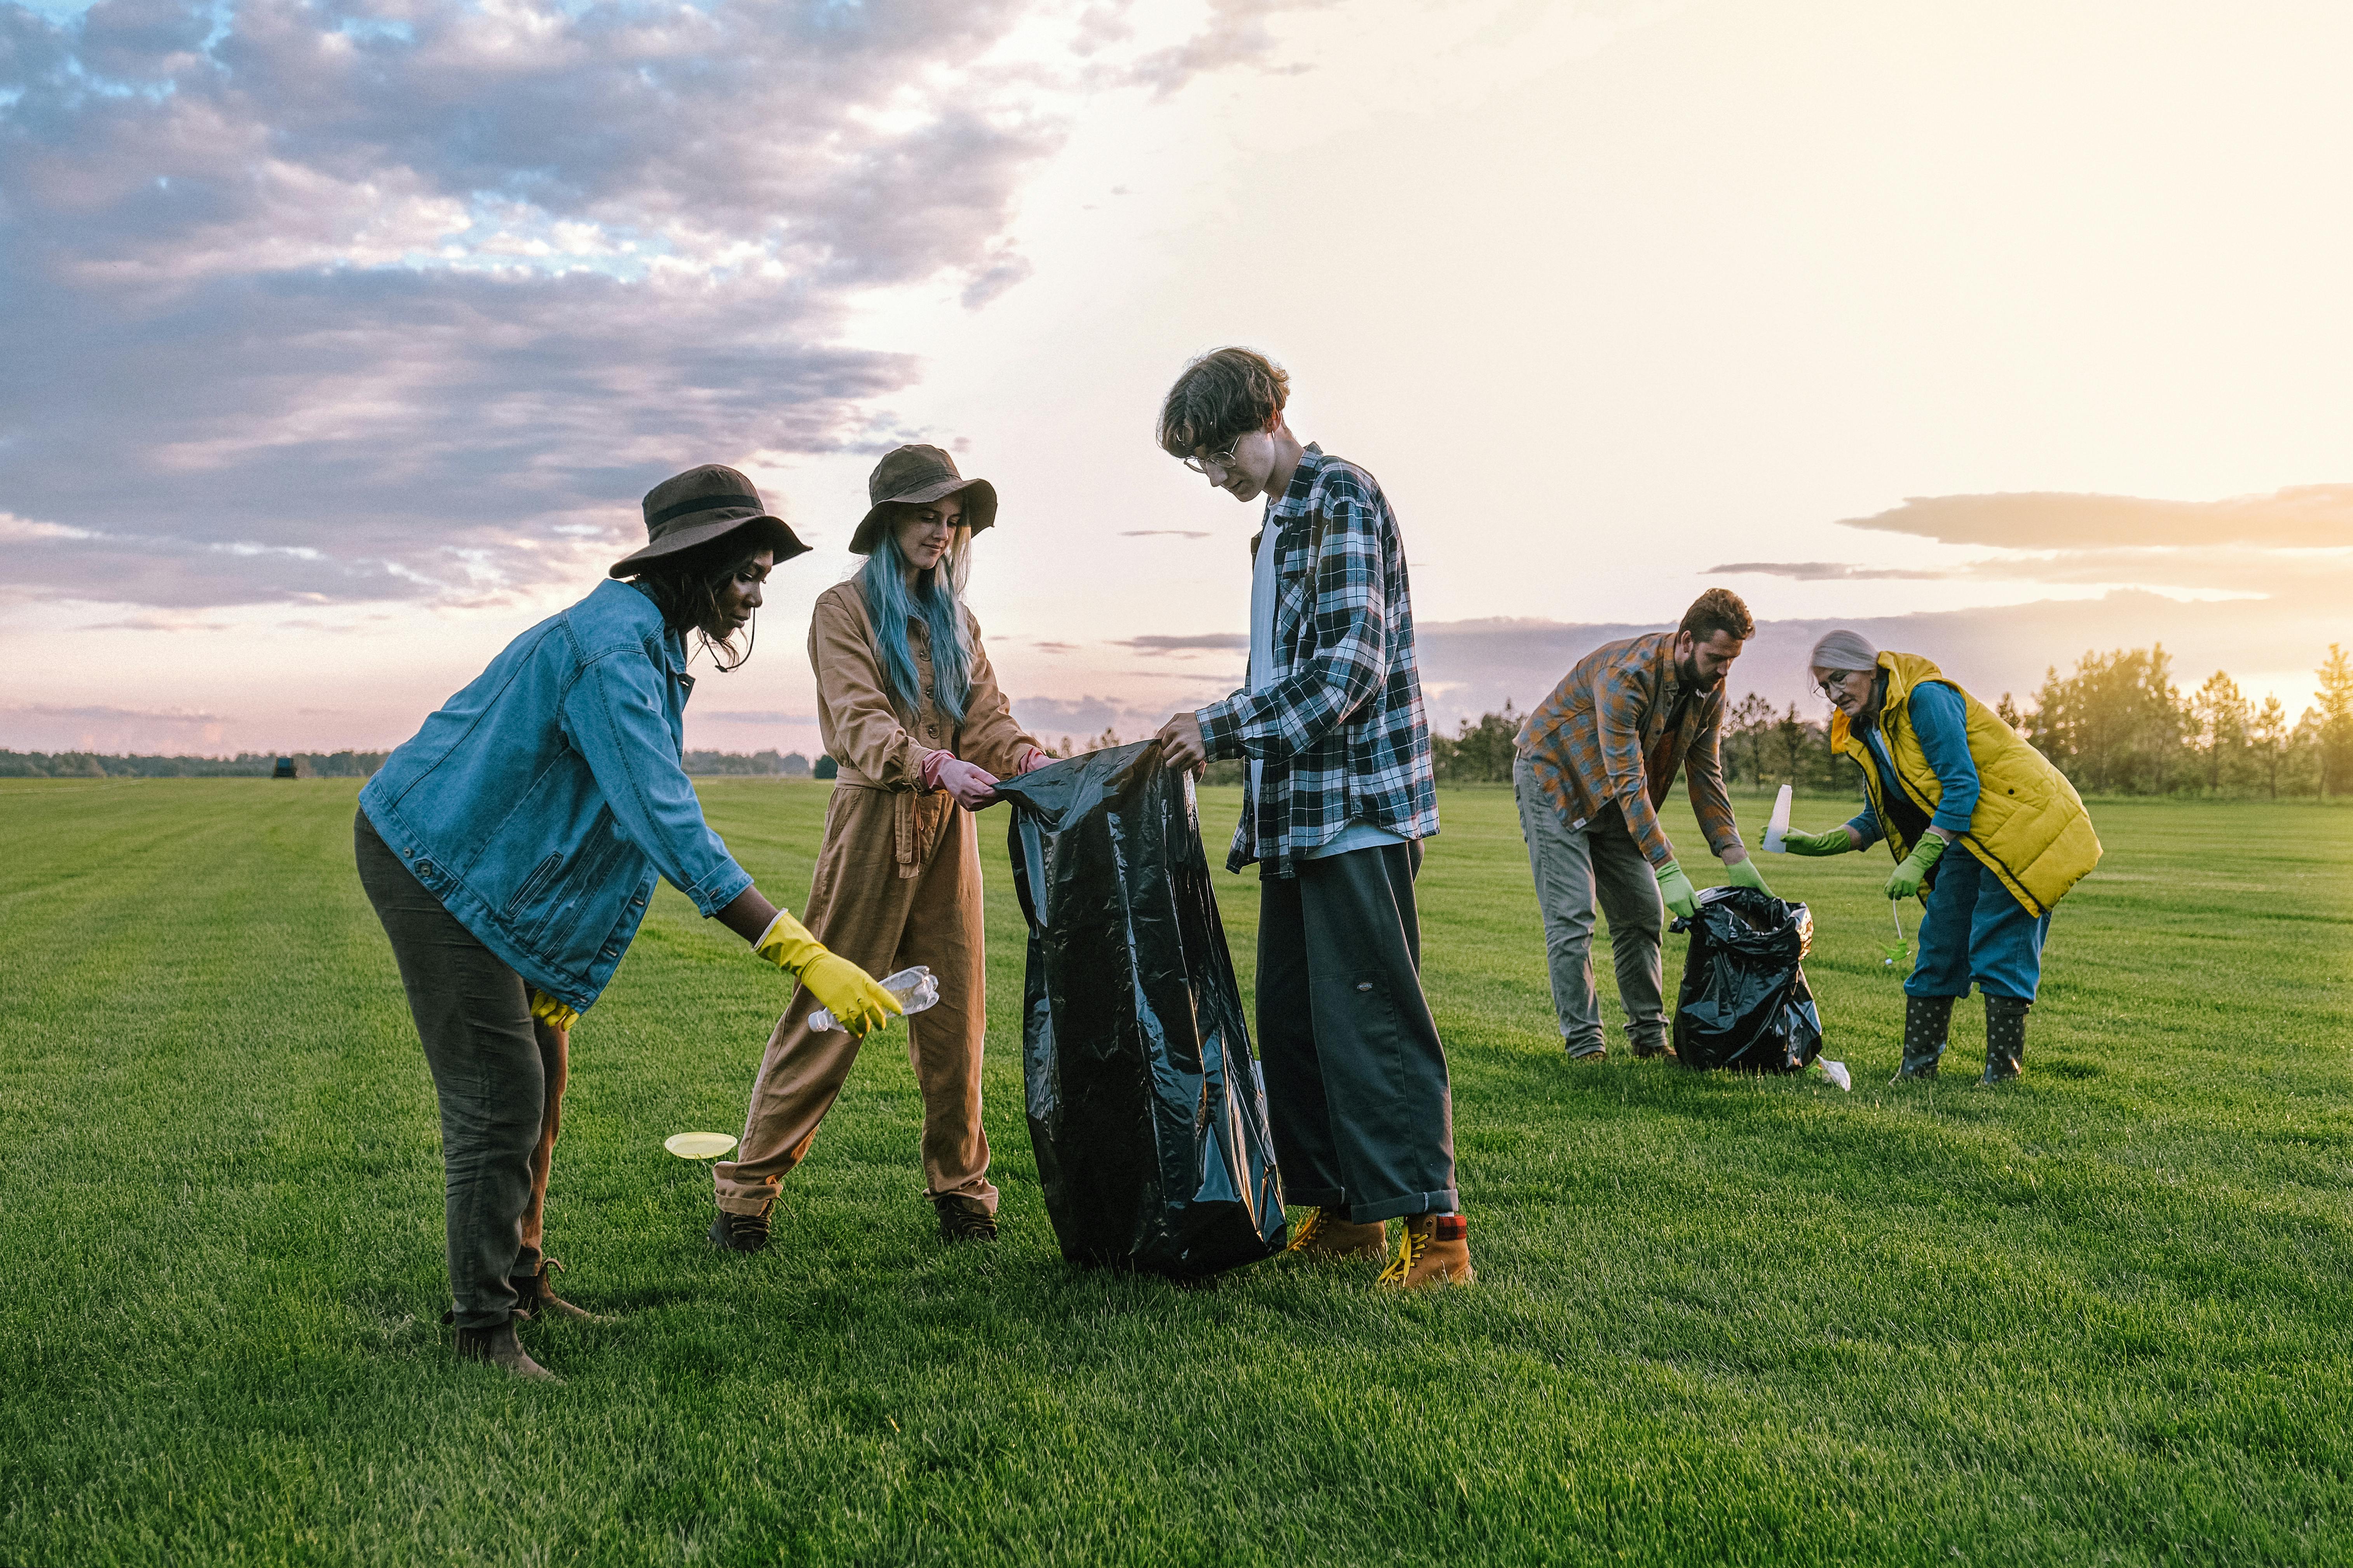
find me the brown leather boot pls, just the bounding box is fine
[935,1194,999,1243]
[1376,1213,1475,1289]
[509,1259,612,1324]
[1285,1207,1388,1261]
[452,1317,558,1382]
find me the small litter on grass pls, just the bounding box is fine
[664,1132,737,1159]
[1816,1058,1852,1091]
[808,965,940,1032]
[1884,902,1909,969]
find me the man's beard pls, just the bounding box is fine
[1677,653,1725,692]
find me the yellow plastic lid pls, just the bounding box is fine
[663,1131,737,1159]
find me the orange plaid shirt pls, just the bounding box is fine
[1515,632,1744,870]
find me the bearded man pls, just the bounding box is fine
[1513,588,1773,1061]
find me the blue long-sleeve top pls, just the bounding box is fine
[1845,680,1980,848]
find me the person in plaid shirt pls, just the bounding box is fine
[1153,347,1467,1290]
[1514,589,1775,1060]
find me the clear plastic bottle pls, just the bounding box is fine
[808,965,941,1032]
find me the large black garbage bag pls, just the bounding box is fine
[995,741,1286,1278]
[1670,885,1824,1073]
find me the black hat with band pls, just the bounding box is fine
[609,464,810,578]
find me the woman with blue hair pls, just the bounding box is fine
[710,445,1047,1251]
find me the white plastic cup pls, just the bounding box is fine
[808,965,940,1032]
[1762,783,1793,853]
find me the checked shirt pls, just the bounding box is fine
[1515,632,1744,872]
[1197,445,1441,877]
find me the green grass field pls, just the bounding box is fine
[3,779,2350,1566]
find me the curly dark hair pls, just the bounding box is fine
[1156,346,1291,459]
[1679,587,1755,645]
[628,537,765,671]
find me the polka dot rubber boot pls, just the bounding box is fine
[1981,994,2029,1085]
[1891,993,1955,1083]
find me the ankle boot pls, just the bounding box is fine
[1891,994,1955,1082]
[1982,995,2029,1084]
[452,1316,558,1382]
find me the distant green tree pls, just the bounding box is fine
[1432,702,1519,784]
[813,755,838,781]
[2026,645,2188,794]
[2248,695,2291,800]
[1727,693,1774,792]
[2186,671,2250,795]
[2314,644,2353,798]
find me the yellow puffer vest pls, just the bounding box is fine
[1830,652,2101,916]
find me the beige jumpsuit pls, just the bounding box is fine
[713,581,1041,1216]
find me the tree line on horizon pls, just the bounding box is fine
[1426,643,2353,800]
[8,645,2348,799]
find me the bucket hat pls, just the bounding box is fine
[609,465,810,578]
[848,444,998,556]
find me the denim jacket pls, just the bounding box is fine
[359,579,754,1011]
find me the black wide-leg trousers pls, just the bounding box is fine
[1254,840,1459,1225]
[355,810,557,1329]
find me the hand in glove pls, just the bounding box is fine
[754,910,903,1036]
[528,989,579,1033]
[1779,826,1856,857]
[1720,854,1774,896]
[1655,859,1699,920]
[1883,832,1949,901]
[933,756,1000,810]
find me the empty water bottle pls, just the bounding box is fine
[808,965,940,1032]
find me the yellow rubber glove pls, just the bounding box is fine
[1884,832,1948,901]
[754,910,903,1037]
[1655,859,1699,920]
[528,989,579,1033]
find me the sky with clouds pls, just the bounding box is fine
[3,0,2348,758]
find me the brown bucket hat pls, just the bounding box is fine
[609,464,811,578]
[848,444,998,556]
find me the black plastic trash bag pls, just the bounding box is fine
[996,740,1287,1278]
[1669,885,1824,1073]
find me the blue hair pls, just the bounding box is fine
[860,531,973,727]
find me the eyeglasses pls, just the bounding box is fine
[1814,670,1868,701]
[1180,436,1244,476]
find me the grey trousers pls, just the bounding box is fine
[1512,754,1667,1056]
[356,811,563,1329]
[1256,841,1458,1224]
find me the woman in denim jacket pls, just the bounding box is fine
[356,464,901,1381]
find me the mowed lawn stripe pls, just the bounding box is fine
[2,779,2349,1565]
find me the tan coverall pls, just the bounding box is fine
[713,581,1041,1216]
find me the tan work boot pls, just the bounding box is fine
[1286,1207,1389,1261]
[452,1317,558,1382]
[1375,1213,1474,1289]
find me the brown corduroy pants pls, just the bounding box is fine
[713,784,995,1216]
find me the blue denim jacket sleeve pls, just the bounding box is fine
[560,647,752,917]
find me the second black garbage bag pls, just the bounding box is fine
[1670,885,1825,1072]
[996,740,1287,1278]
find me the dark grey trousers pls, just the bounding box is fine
[355,810,556,1329]
[1256,841,1458,1225]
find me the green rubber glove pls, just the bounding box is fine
[1721,855,1773,896]
[1656,859,1699,920]
[755,910,904,1036]
[1883,833,1949,901]
[1779,826,1855,857]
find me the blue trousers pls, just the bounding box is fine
[1906,848,2051,1002]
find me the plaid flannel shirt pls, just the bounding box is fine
[1515,631,1744,871]
[1197,446,1440,876]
